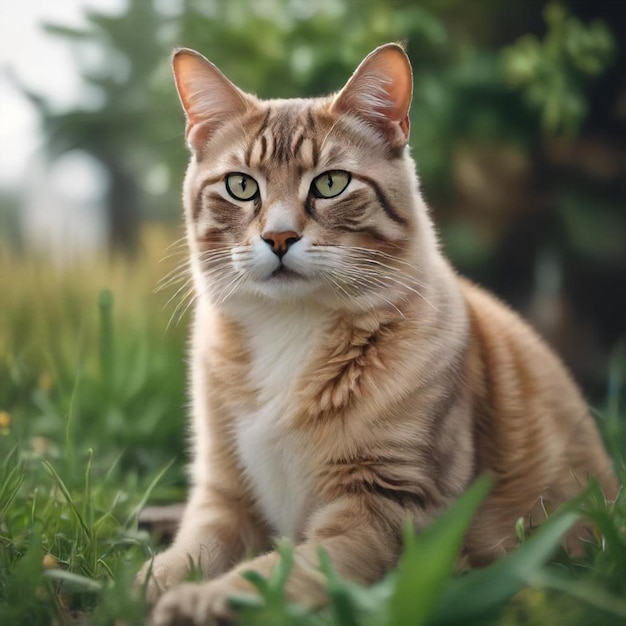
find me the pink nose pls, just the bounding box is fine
[261,231,301,258]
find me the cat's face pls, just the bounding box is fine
[174,44,429,310]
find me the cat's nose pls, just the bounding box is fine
[261,231,301,259]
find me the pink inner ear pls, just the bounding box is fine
[331,44,413,143]
[382,52,413,123]
[172,49,252,151]
[399,113,410,138]
[172,51,207,126]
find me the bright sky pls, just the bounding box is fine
[0,0,125,187]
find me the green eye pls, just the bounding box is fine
[312,170,351,199]
[225,173,259,201]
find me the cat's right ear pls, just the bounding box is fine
[330,43,413,148]
[172,49,252,153]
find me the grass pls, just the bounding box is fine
[0,227,624,625]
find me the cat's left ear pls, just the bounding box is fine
[172,48,254,153]
[331,43,413,147]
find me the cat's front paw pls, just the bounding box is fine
[151,579,246,626]
[136,548,194,606]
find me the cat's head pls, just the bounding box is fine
[173,43,437,311]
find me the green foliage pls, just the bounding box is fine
[389,476,493,626]
[0,232,186,622]
[433,509,582,625]
[234,542,320,626]
[502,2,616,136]
[0,533,50,626]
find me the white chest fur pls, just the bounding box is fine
[233,302,327,539]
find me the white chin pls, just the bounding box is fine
[249,273,321,301]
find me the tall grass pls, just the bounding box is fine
[0,229,624,625]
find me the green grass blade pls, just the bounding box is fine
[42,459,91,539]
[98,289,115,391]
[43,569,103,593]
[390,474,493,626]
[242,569,271,596]
[0,533,49,625]
[64,347,84,458]
[432,508,579,624]
[270,540,295,591]
[318,548,360,626]
[0,467,24,520]
[532,571,626,618]
[84,447,94,528]
[124,458,175,527]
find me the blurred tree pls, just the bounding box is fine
[503,2,616,136]
[20,1,182,254]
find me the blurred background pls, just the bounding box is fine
[1,0,624,425]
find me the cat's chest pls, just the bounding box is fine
[232,305,327,539]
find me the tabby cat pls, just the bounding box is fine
[137,43,617,625]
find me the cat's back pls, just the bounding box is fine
[460,277,595,439]
[458,278,617,564]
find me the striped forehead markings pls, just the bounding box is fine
[244,108,271,166]
[245,108,319,168]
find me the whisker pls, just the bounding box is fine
[322,247,428,284]
[349,259,430,290]
[331,267,408,314]
[167,286,195,330]
[216,272,247,305]
[310,243,438,310]
[159,248,189,263]
[166,235,188,249]
[314,249,438,313]
[321,274,357,310]
[163,277,194,310]
[175,290,198,325]
[344,271,412,306]
[156,266,192,291]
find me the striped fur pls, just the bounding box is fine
[139,44,617,625]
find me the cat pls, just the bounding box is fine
[137,43,618,625]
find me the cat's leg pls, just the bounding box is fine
[136,484,270,605]
[150,495,408,626]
